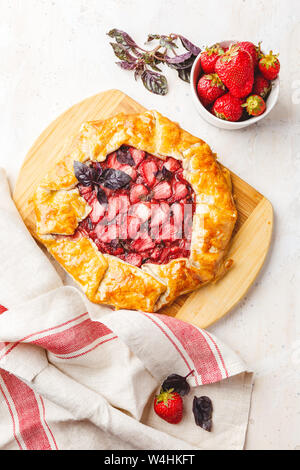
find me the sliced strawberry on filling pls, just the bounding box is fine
[106,152,123,170]
[129,202,151,223]
[129,148,146,166]
[163,157,181,172]
[101,224,119,243]
[127,216,141,239]
[120,165,137,181]
[121,253,143,268]
[89,199,106,224]
[153,181,172,200]
[139,160,158,187]
[75,148,195,267]
[171,181,189,202]
[171,203,184,231]
[130,184,149,204]
[160,221,178,241]
[132,232,155,252]
[151,202,170,227]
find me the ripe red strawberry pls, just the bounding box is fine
[130,184,149,204]
[242,94,266,116]
[139,160,158,187]
[154,389,183,424]
[153,181,172,200]
[212,93,243,122]
[252,73,271,98]
[163,157,181,172]
[171,181,189,202]
[237,41,260,68]
[200,44,225,74]
[197,73,226,107]
[259,50,280,80]
[215,45,254,98]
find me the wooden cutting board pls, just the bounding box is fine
[13,89,273,328]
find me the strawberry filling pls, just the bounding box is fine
[75,146,195,268]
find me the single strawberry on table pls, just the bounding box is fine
[259,50,280,80]
[212,93,243,122]
[197,73,226,107]
[215,44,254,98]
[154,388,183,424]
[200,43,225,73]
[252,73,271,98]
[242,94,266,116]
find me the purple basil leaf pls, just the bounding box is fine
[117,146,135,166]
[179,36,201,56]
[162,373,191,396]
[116,61,137,70]
[107,29,138,49]
[110,43,136,62]
[141,70,168,96]
[74,161,96,187]
[100,168,132,190]
[178,67,192,83]
[167,55,195,70]
[96,186,108,205]
[193,396,213,432]
[167,51,193,64]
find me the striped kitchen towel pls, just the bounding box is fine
[0,169,252,450]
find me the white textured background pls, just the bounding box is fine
[1,0,300,450]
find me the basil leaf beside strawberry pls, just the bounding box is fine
[161,370,194,396]
[193,396,213,432]
[107,30,201,95]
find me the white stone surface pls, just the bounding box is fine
[0,0,299,450]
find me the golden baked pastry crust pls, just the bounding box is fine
[33,111,237,312]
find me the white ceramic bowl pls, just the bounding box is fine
[190,40,280,130]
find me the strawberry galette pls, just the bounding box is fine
[33,111,237,312]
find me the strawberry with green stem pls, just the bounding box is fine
[259,50,280,80]
[154,388,183,424]
[212,93,243,122]
[200,44,225,73]
[215,44,254,98]
[197,73,226,107]
[242,95,266,116]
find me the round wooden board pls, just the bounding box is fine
[13,89,273,328]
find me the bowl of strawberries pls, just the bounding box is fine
[191,40,280,130]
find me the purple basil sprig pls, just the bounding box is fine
[107,29,201,94]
